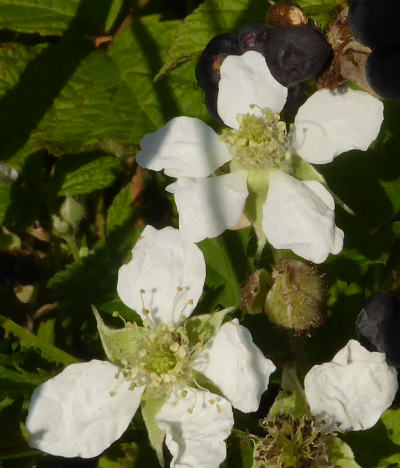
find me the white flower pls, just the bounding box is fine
[26,225,275,466]
[136,51,383,264]
[304,339,398,432]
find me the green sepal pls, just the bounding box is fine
[186,308,233,347]
[292,156,355,215]
[232,164,269,249]
[268,365,309,420]
[141,395,167,466]
[291,155,326,184]
[192,370,225,397]
[93,306,147,366]
[326,437,361,467]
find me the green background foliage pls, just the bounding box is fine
[1,0,400,467]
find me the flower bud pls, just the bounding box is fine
[60,196,85,228]
[52,214,70,236]
[264,258,324,331]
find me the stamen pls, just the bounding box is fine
[221,108,292,171]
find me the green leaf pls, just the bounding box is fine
[97,442,139,468]
[343,419,400,468]
[199,228,253,307]
[295,0,341,27]
[186,308,231,346]
[157,0,266,77]
[0,0,113,35]
[94,307,146,366]
[1,16,211,165]
[107,184,134,233]
[141,396,166,466]
[327,437,361,468]
[222,429,255,468]
[380,177,400,212]
[105,0,124,33]
[0,364,49,389]
[382,408,400,446]
[53,153,123,196]
[2,16,182,165]
[36,318,56,346]
[0,315,78,366]
[48,215,140,310]
[0,183,12,225]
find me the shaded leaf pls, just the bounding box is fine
[48,213,140,309]
[0,315,78,365]
[199,228,253,307]
[53,152,123,196]
[0,0,113,36]
[107,184,134,232]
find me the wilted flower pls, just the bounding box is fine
[137,51,383,263]
[26,225,275,467]
[304,339,398,432]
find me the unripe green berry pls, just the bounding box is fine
[264,258,324,331]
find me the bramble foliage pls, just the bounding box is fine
[1,0,400,467]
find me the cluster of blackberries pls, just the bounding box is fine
[349,0,400,100]
[195,22,332,120]
[356,292,400,368]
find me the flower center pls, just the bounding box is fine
[118,320,198,398]
[221,108,292,170]
[254,413,333,467]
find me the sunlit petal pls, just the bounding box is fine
[117,225,205,324]
[137,117,232,177]
[166,172,248,242]
[194,319,276,412]
[304,340,398,432]
[218,51,288,129]
[26,360,144,458]
[156,387,233,468]
[293,88,383,164]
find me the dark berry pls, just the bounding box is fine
[349,0,400,49]
[238,23,270,55]
[366,46,400,100]
[262,25,332,86]
[356,292,400,368]
[195,33,240,119]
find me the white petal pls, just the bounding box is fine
[166,172,248,243]
[117,225,205,324]
[26,360,144,458]
[218,51,288,129]
[156,387,234,468]
[304,340,398,432]
[193,319,275,412]
[136,116,232,178]
[262,170,344,263]
[293,88,384,164]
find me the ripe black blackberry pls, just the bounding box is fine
[356,292,400,368]
[349,0,400,49]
